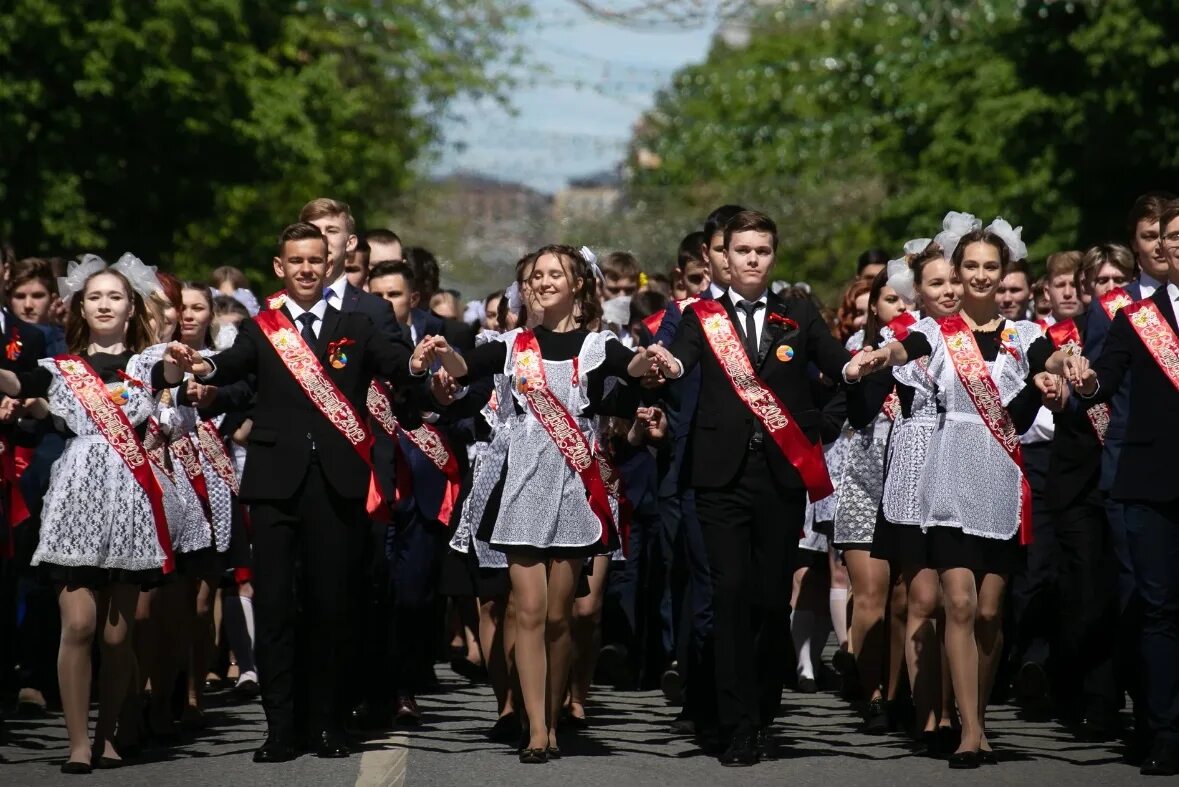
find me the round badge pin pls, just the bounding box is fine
[330,351,348,369]
[776,344,795,362]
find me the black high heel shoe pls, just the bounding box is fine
[60,760,92,775]
[948,749,981,769]
[518,747,548,764]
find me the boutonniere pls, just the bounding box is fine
[5,326,21,361]
[110,369,145,406]
[266,291,287,311]
[767,312,799,331]
[328,337,355,369]
[998,326,1022,361]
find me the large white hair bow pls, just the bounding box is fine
[580,246,605,283]
[933,211,982,262]
[58,251,164,304]
[885,257,916,304]
[505,281,523,312]
[109,252,163,300]
[57,254,109,303]
[985,217,1028,261]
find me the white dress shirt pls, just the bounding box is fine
[285,298,329,340]
[323,274,348,311]
[708,281,726,300]
[1139,271,1164,300]
[726,287,769,351]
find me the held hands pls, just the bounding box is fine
[185,379,218,409]
[1034,372,1069,412]
[165,342,213,378]
[411,335,454,375]
[848,347,890,381]
[1061,354,1098,396]
[628,343,680,381]
[628,406,668,445]
[430,369,460,406]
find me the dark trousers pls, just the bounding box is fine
[251,461,366,737]
[1105,494,1147,728]
[388,509,444,696]
[353,519,394,714]
[666,488,716,721]
[1052,490,1118,712]
[696,449,803,733]
[1008,441,1057,673]
[1124,499,1179,744]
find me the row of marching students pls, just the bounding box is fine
[0,254,257,773]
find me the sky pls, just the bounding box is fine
[435,0,719,194]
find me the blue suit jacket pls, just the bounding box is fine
[1084,280,1144,491]
[652,290,714,494]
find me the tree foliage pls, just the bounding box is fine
[617,0,1179,298]
[0,0,525,281]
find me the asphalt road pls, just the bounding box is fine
[0,662,1144,787]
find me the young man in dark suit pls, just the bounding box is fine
[1073,201,1179,776]
[163,223,427,763]
[645,210,866,765]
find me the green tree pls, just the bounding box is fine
[621,0,1179,300]
[0,0,525,283]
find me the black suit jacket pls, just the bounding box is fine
[341,281,410,348]
[196,306,419,502]
[1046,313,1103,512]
[1088,286,1179,503]
[668,291,851,489]
[2,312,48,447]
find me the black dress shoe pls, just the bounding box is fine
[253,732,298,763]
[1140,740,1179,776]
[861,697,890,734]
[718,731,759,766]
[313,730,350,759]
[93,755,126,769]
[661,663,683,705]
[948,749,981,769]
[754,726,778,761]
[60,760,92,775]
[979,748,998,765]
[795,676,818,694]
[489,712,521,743]
[669,713,695,736]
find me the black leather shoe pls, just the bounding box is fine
[488,712,521,743]
[979,748,998,765]
[948,749,981,769]
[313,730,350,759]
[719,731,759,766]
[253,732,298,763]
[60,760,92,775]
[861,697,890,734]
[795,676,818,694]
[754,726,778,761]
[1140,741,1179,776]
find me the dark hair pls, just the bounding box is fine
[1004,257,1031,283]
[364,228,402,246]
[299,197,355,234]
[524,245,602,329]
[212,294,250,321]
[950,229,1011,271]
[353,237,370,254]
[723,209,778,251]
[404,246,440,299]
[601,251,641,281]
[277,222,328,257]
[836,278,871,343]
[368,260,415,286]
[180,281,215,348]
[210,265,248,290]
[65,268,155,354]
[156,272,182,314]
[703,204,746,242]
[10,257,56,295]
[677,231,706,269]
[856,248,889,275]
[1159,198,1179,238]
[910,244,947,285]
[862,267,891,347]
[1127,191,1177,236]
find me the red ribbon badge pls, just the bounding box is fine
[5,325,21,361]
[767,312,799,331]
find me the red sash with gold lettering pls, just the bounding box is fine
[196,420,240,496]
[1099,287,1134,320]
[596,448,632,557]
[938,316,1032,545]
[1046,319,1110,442]
[1123,299,1179,393]
[144,420,175,482]
[689,299,834,499]
[254,309,388,522]
[172,434,214,528]
[512,330,615,545]
[365,381,461,526]
[55,356,174,572]
[641,297,700,336]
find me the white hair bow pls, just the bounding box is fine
[56,254,109,303]
[580,246,604,283]
[885,257,917,304]
[933,211,982,262]
[109,252,163,301]
[903,238,932,256]
[985,217,1028,261]
[505,281,523,312]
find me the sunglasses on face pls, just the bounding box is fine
[685,272,707,285]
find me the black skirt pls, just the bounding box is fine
[175,547,227,578]
[43,562,169,591]
[438,544,510,600]
[870,508,1023,575]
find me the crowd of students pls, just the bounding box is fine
[1,191,1177,777]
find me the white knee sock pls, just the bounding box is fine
[791,608,815,680]
[829,588,849,648]
[222,594,257,677]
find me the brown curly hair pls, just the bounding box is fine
[835,278,871,344]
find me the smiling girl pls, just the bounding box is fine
[417,245,650,763]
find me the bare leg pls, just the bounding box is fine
[844,550,890,701]
[544,558,582,749]
[503,596,518,716]
[508,557,548,751]
[58,585,98,766]
[95,584,140,761]
[975,572,1008,751]
[940,567,981,753]
[937,608,955,728]
[905,568,941,733]
[569,554,608,719]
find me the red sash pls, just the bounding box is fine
[938,316,1032,545]
[596,449,633,557]
[254,309,388,522]
[366,381,461,526]
[1123,300,1179,393]
[689,299,833,499]
[886,311,917,342]
[143,420,175,482]
[1045,319,1110,442]
[55,356,174,572]
[641,297,700,336]
[1098,287,1134,320]
[172,433,214,529]
[196,420,240,495]
[512,330,614,545]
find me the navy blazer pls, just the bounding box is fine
[1084,280,1144,491]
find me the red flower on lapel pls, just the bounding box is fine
[5,333,21,361]
[767,312,799,331]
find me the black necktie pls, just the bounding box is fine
[297,312,317,345]
[737,299,762,362]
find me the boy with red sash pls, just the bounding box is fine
[161,223,426,764]
[1073,201,1179,776]
[646,210,864,765]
